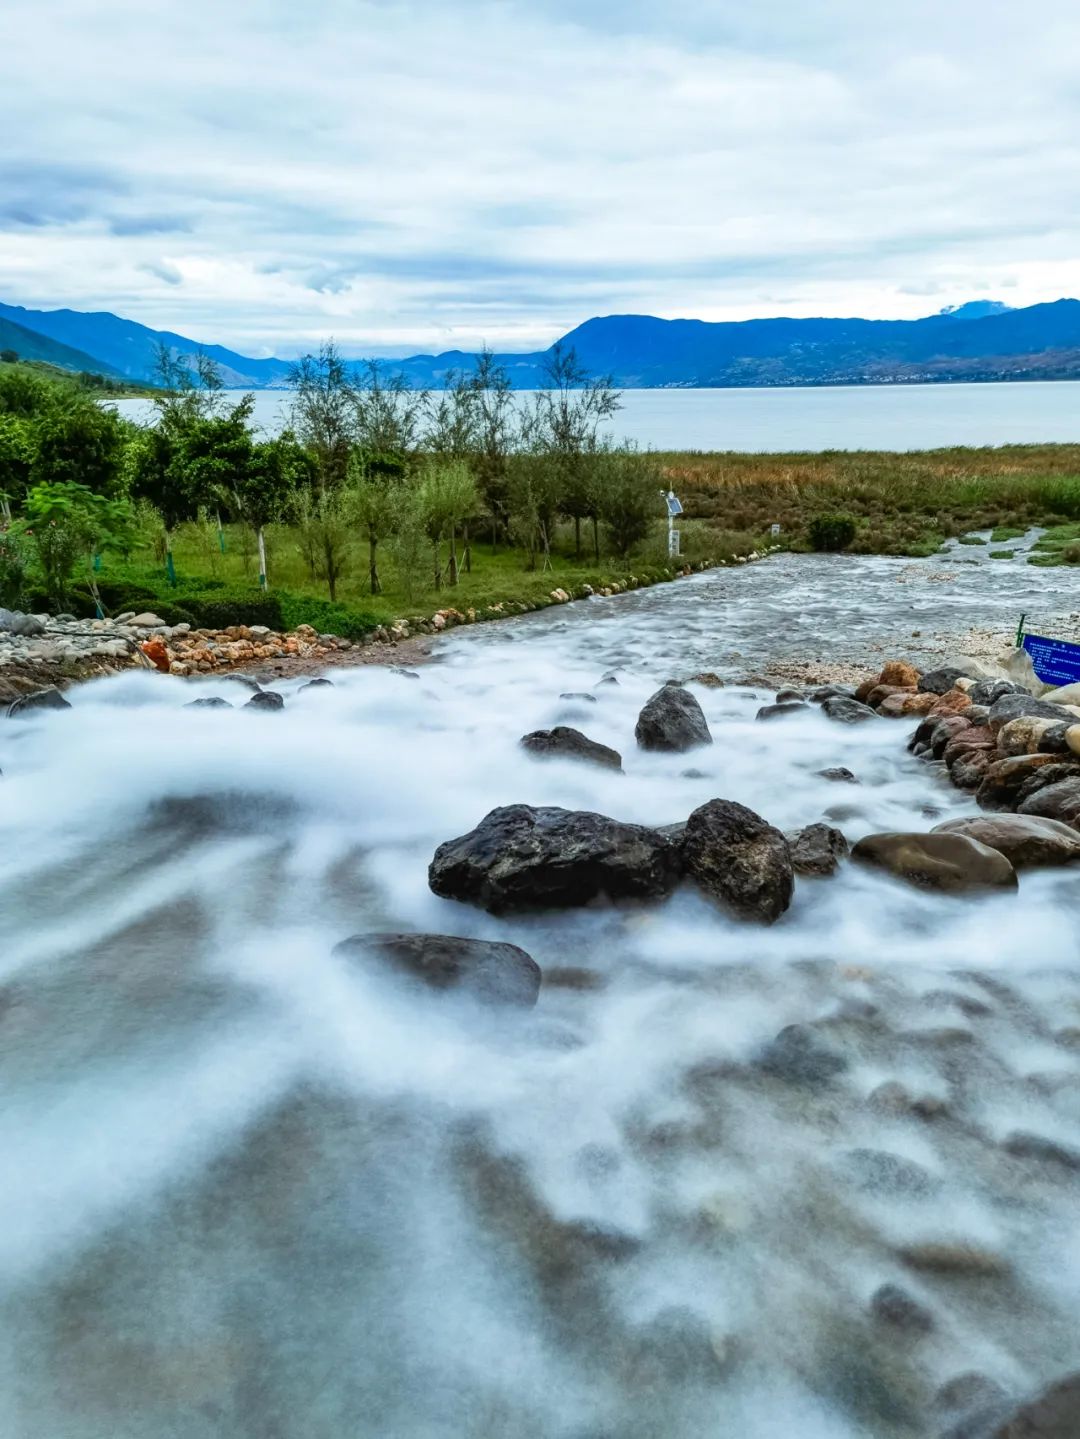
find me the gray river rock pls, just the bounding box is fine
[2,550,1080,1439]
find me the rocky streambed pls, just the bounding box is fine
[2,559,1080,1439]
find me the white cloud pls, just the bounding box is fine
[2,0,1079,355]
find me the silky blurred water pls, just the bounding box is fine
[1,565,1079,1437]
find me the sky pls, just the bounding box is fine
[3,0,1080,358]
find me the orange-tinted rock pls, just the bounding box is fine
[880,692,937,718]
[140,638,170,673]
[928,688,973,719]
[879,660,921,689]
[868,683,916,708]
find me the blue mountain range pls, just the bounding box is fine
[4,296,1080,389]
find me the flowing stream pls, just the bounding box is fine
[1,554,1078,1438]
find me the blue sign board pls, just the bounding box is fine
[1022,632,1080,687]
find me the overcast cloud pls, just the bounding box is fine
[2,0,1079,356]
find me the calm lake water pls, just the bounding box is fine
[112,380,1080,451]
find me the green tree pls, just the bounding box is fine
[0,413,33,514]
[354,360,429,458]
[16,481,135,609]
[505,451,562,572]
[470,349,518,549]
[287,341,355,492]
[417,461,478,588]
[229,431,311,588]
[292,484,351,600]
[29,400,129,499]
[133,349,254,582]
[598,447,661,558]
[528,342,620,559]
[346,453,405,595]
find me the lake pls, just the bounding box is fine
[112,379,1080,451]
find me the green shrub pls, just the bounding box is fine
[171,588,284,630]
[277,592,381,639]
[0,527,29,607]
[808,514,858,552]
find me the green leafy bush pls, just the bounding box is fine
[808,514,857,552]
[0,526,28,607]
[277,592,381,639]
[173,588,284,630]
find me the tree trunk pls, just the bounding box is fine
[432,542,442,590]
[592,514,600,561]
[257,526,268,590]
[164,528,176,586]
[463,521,472,573]
[574,514,581,557]
[448,528,459,586]
[541,523,553,573]
[369,535,381,594]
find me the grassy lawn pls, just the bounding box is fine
[85,516,769,632]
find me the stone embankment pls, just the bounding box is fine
[0,550,775,699]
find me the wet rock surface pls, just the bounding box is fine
[520,725,624,771]
[852,831,1019,893]
[681,798,794,922]
[428,804,683,912]
[634,682,713,751]
[334,932,542,1007]
[785,822,850,876]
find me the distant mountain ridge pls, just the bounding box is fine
[0,314,125,376]
[0,302,291,388]
[5,297,1080,390]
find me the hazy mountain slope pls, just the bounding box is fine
[0,303,291,388]
[5,297,1080,389]
[0,315,124,375]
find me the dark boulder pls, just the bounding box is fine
[245,690,285,711]
[757,1024,848,1085]
[870,1283,935,1334]
[987,692,1075,736]
[635,683,712,752]
[300,677,334,691]
[818,766,859,783]
[930,716,972,759]
[990,1371,1080,1438]
[428,804,683,913]
[7,687,71,717]
[1002,1131,1080,1170]
[970,678,1027,707]
[559,691,597,704]
[520,726,623,771]
[1037,722,1074,755]
[822,695,878,724]
[809,684,857,703]
[785,822,849,877]
[681,799,794,922]
[185,696,233,709]
[1018,777,1080,827]
[918,666,970,695]
[756,701,810,722]
[334,932,541,1007]
[852,832,1018,893]
[976,755,1061,810]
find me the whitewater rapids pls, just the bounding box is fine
[0,555,1078,1438]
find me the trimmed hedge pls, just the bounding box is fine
[277,593,381,639]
